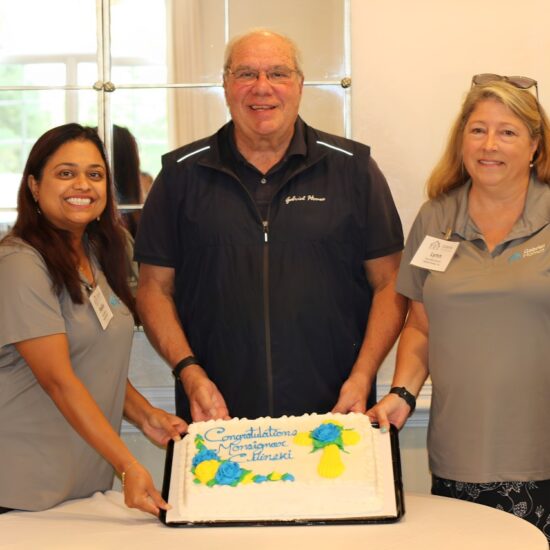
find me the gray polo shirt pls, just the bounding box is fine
[397,178,550,483]
[0,239,134,510]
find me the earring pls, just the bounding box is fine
[32,195,41,215]
[96,216,101,222]
[529,160,535,168]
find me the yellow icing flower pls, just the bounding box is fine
[269,472,282,481]
[194,459,220,484]
[241,471,256,484]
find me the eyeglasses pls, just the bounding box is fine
[471,73,538,100]
[227,67,300,84]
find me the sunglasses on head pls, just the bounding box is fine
[471,73,538,100]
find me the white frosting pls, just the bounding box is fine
[166,412,395,523]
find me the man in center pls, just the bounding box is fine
[135,29,407,422]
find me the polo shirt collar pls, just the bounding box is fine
[450,176,550,242]
[226,118,307,168]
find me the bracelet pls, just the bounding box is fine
[121,459,139,490]
[172,355,200,381]
[389,386,416,413]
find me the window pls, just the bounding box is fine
[0,0,350,237]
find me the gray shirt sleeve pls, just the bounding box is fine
[0,244,66,348]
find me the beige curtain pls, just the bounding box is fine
[166,0,225,149]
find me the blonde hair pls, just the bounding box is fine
[427,80,550,199]
[222,28,304,79]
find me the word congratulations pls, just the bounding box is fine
[204,425,297,442]
[203,425,297,463]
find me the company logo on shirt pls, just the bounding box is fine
[109,294,121,307]
[508,243,546,264]
[285,194,326,205]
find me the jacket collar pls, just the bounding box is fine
[196,117,330,177]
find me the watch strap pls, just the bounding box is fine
[389,386,416,413]
[172,355,200,381]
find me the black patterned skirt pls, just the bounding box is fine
[432,475,550,544]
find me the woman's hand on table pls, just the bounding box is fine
[122,462,169,516]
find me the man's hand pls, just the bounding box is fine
[180,364,230,421]
[332,370,370,414]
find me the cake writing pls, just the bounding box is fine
[205,426,298,441]
[294,421,360,478]
[192,434,295,487]
[203,425,296,462]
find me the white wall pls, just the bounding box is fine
[351,0,550,237]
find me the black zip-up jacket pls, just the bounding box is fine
[135,119,403,421]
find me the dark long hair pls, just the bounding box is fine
[113,125,142,238]
[4,123,135,316]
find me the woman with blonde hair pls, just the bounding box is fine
[369,75,550,541]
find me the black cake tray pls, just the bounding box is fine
[160,423,404,527]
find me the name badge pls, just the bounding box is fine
[410,235,459,272]
[89,286,114,330]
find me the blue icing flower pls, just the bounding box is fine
[311,423,341,443]
[215,460,243,485]
[192,449,219,468]
[253,475,268,484]
[281,473,295,482]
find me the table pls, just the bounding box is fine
[0,491,546,549]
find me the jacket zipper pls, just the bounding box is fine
[262,220,274,416]
[221,171,275,416]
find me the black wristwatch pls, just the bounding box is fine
[389,386,416,413]
[172,355,200,381]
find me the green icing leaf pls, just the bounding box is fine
[311,439,325,451]
[238,469,251,483]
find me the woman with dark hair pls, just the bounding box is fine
[0,123,186,516]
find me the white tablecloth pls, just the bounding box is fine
[0,491,546,549]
